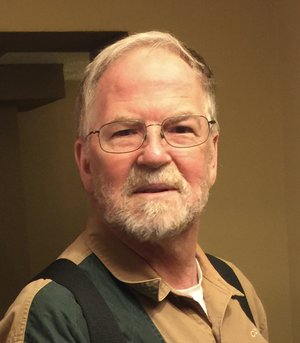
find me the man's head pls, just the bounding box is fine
[75,31,219,242]
[75,31,217,139]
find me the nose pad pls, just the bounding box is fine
[136,125,172,167]
[143,123,165,145]
[143,124,166,147]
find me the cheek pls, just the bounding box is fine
[172,150,211,186]
[181,160,208,186]
[90,152,136,189]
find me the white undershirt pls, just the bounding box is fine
[174,259,208,315]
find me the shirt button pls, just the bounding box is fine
[250,328,259,338]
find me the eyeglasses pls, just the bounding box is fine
[86,114,217,154]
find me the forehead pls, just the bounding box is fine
[99,47,200,89]
[93,48,205,123]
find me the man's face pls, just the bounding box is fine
[75,48,218,242]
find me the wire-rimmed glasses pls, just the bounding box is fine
[86,114,217,154]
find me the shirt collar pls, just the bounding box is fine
[196,246,243,298]
[82,223,242,301]
[83,224,170,301]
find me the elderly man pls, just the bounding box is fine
[0,31,268,342]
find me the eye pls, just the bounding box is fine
[170,125,194,134]
[111,128,139,138]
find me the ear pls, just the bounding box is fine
[74,139,93,193]
[208,132,219,187]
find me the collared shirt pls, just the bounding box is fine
[0,225,269,342]
[174,259,208,315]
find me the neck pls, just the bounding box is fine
[88,209,200,289]
[118,224,200,289]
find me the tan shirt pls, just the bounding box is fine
[0,226,269,342]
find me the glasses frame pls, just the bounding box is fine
[86,114,217,154]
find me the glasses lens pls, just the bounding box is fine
[162,115,209,147]
[99,121,145,153]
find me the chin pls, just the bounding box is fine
[93,169,211,243]
[103,194,208,243]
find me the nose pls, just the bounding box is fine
[136,125,172,168]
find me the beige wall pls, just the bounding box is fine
[1,1,298,342]
[0,106,30,313]
[282,2,300,343]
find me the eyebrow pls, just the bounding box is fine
[113,110,196,119]
[106,111,199,125]
[109,115,142,122]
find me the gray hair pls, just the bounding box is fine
[75,31,217,138]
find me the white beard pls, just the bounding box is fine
[93,164,210,242]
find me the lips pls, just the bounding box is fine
[133,183,178,194]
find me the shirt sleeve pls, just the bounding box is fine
[0,280,90,343]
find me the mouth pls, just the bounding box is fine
[132,183,178,195]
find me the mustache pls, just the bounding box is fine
[123,165,187,194]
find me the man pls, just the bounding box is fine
[0,31,268,342]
